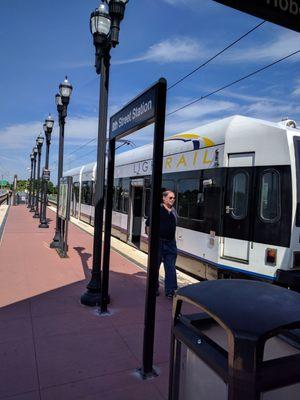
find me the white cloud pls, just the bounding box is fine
[114,37,204,65]
[162,0,200,5]
[291,79,300,96]
[163,0,184,3]
[0,122,42,150]
[165,94,300,132]
[0,117,99,151]
[219,90,284,104]
[168,98,236,118]
[115,30,300,68]
[227,30,300,63]
[0,117,100,179]
[63,116,98,143]
[292,87,300,96]
[242,100,300,121]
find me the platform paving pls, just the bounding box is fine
[0,205,174,400]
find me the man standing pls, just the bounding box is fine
[146,190,178,299]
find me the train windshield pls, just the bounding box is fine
[294,137,300,226]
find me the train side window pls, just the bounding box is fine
[92,182,95,206]
[81,181,93,205]
[113,179,121,211]
[231,172,248,219]
[114,178,130,213]
[73,183,80,202]
[122,178,130,213]
[177,179,203,220]
[144,179,175,219]
[116,187,122,211]
[260,169,281,223]
[294,138,300,226]
[162,180,175,193]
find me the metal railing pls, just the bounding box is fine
[47,194,57,205]
[0,190,9,205]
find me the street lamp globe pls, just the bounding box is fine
[36,134,44,147]
[30,152,34,160]
[45,114,54,131]
[90,2,111,40]
[33,147,38,155]
[59,76,73,104]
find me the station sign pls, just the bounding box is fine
[42,168,50,181]
[58,176,72,220]
[110,83,157,140]
[212,0,300,32]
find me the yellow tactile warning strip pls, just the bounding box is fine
[48,206,198,289]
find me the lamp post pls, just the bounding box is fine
[39,114,54,228]
[30,147,38,212]
[28,152,34,208]
[80,0,128,307]
[50,77,73,248]
[33,134,44,218]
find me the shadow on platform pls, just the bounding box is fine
[0,262,171,400]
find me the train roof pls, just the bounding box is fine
[64,115,299,175]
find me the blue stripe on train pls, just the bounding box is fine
[177,248,275,282]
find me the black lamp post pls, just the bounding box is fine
[30,147,38,212]
[80,0,128,307]
[28,152,34,208]
[39,114,54,228]
[33,134,44,218]
[50,77,73,248]
[107,0,128,47]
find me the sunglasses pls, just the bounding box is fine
[168,196,176,200]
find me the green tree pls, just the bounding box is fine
[48,181,57,194]
[16,180,29,191]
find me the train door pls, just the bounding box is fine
[222,153,255,262]
[128,178,144,247]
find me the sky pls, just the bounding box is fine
[1,0,300,182]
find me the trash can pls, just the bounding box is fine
[169,280,300,400]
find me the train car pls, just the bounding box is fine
[64,114,300,289]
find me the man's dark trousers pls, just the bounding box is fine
[158,239,178,295]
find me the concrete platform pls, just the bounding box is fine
[0,205,173,399]
[2,206,299,400]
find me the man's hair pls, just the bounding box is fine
[162,190,175,198]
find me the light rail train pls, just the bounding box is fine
[64,115,300,290]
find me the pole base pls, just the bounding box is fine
[56,248,68,258]
[136,367,158,380]
[50,240,61,249]
[50,231,61,248]
[80,290,102,307]
[39,222,49,228]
